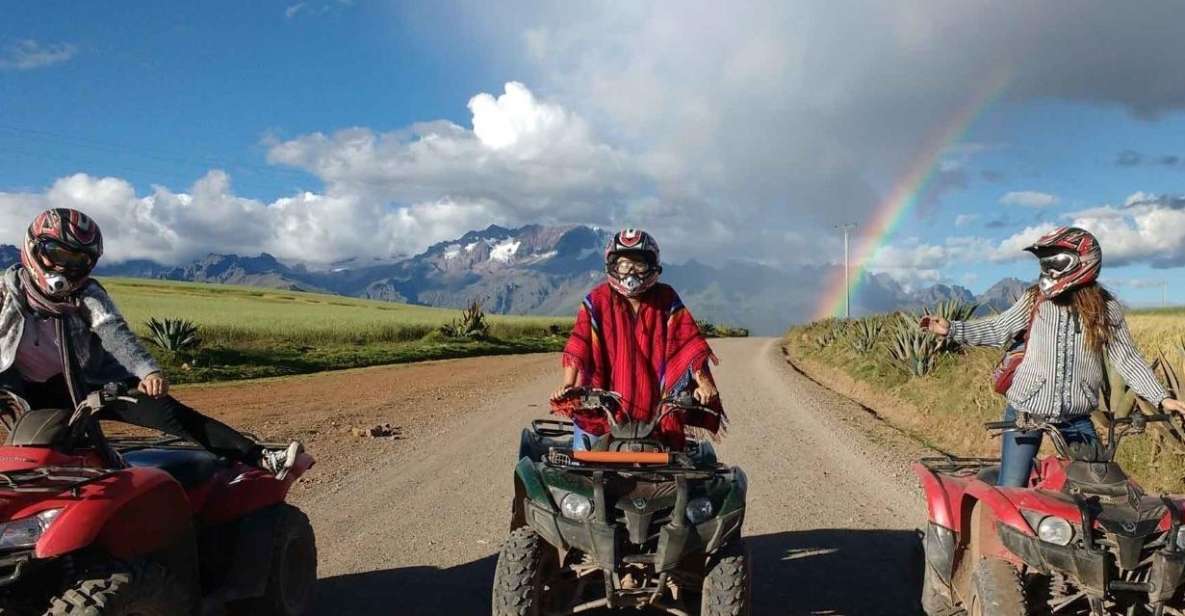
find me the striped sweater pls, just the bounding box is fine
[949,294,1168,418]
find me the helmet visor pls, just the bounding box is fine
[1039,252,1078,278]
[36,239,95,274]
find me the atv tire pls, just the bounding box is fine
[492,526,554,616]
[701,539,752,616]
[231,504,318,616]
[966,558,1025,616]
[46,560,192,615]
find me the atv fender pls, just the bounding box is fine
[37,467,192,560]
[912,463,958,529]
[514,458,553,509]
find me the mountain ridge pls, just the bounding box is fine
[0,227,1031,334]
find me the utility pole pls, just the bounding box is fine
[836,224,857,319]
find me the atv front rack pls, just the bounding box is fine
[0,466,119,496]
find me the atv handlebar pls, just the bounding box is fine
[69,382,138,426]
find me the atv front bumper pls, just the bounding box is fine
[999,524,1185,602]
[523,498,744,572]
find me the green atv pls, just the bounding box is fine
[493,389,750,616]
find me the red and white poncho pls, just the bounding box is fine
[559,282,725,447]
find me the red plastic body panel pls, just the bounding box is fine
[0,444,314,561]
[197,452,314,525]
[35,467,191,559]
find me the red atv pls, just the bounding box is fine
[915,411,1185,615]
[0,384,317,615]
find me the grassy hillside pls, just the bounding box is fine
[100,278,571,383]
[787,308,1185,492]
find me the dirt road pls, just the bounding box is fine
[181,337,931,615]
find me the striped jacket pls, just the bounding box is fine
[949,293,1167,418]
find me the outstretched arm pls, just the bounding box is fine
[927,293,1035,348]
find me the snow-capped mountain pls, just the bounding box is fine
[0,226,1034,334]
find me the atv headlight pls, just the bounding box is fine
[1037,516,1074,546]
[686,497,715,525]
[0,509,61,551]
[560,494,593,520]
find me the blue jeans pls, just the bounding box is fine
[998,405,1098,487]
[572,423,591,451]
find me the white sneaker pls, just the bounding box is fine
[260,442,303,480]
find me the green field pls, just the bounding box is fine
[100,278,572,383]
[787,308,1185,492]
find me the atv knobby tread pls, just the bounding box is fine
[969,557,1025,615]
[701,540,752,616]
[491,526,546,616]
[47,560,192,615]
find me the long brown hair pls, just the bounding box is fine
[1031,282,1116,353]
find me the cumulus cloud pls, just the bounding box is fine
[266,82,651,252]
[0,39,77,71]
[1000,191,1059,208]
[0,172,503,266]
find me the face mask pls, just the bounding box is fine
[618,275,645,295]
[41,272,73,297]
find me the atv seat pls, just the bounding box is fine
[123,448,227,489]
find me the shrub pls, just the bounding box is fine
[145,317,202,354]
[887,313,941,377]
[439,299,490,340]
[849,317,884,354]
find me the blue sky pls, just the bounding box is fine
[2,2,1184,309]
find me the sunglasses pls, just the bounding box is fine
[35,239,95,274]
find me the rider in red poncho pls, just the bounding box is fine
[551,229,724,449]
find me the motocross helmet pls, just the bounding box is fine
[20,208,103,298]
[605,228,662,297]
[1024,226,1100,298]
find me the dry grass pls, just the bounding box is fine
[787,309,1185,492]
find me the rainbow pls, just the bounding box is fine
[814,69,1013,320]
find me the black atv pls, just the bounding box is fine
[492,389,750,616]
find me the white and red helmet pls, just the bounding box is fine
[20,208,103,298]
[605,229,662,297]
[1024,226,1101,298]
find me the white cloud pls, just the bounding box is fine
[1000,191,1059,208]
[0,172,503,266]
[955,213,979,227]
[0,40,77,71]
[285,3,306,19]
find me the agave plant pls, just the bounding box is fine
[1097,354,1185,461]
[145,317,202,354]
[849,317,884,354]
[887,313,942,377]
[440,299,490,340]
[811,318,843,350]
